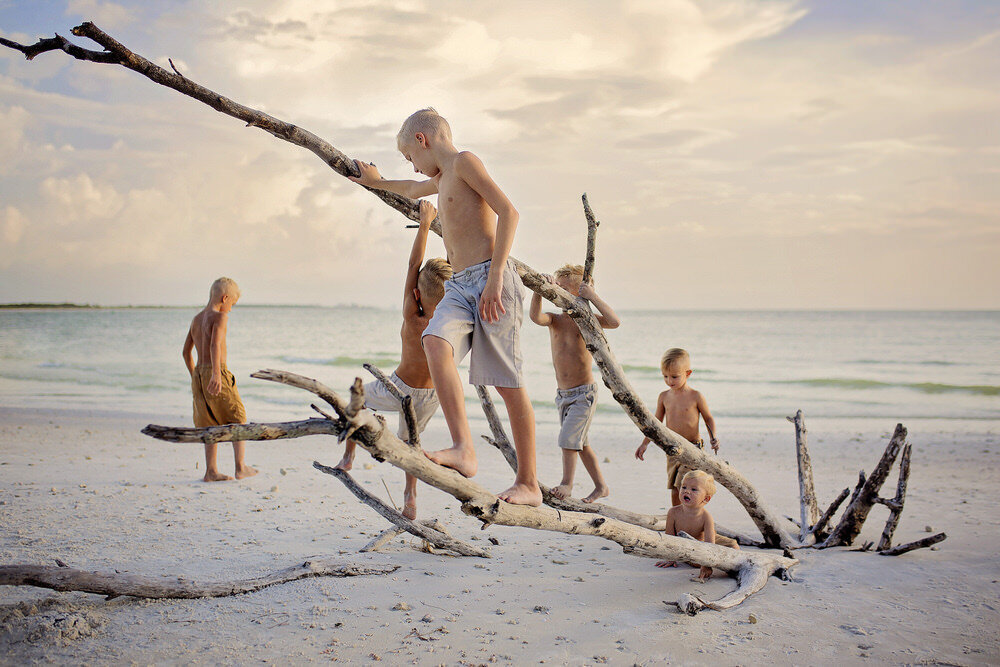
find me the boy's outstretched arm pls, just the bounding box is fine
[349,160,438,198]
[402,200,437,316]
[453,152,518,323]
[207,314,228,396]
[697,392,719,452]
[578,283,621,329]
[528,274,554,326]
[635,393,667,460]
[182,329,195,377]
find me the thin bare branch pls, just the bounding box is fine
[581,193,600,285]
[876,442,912,551]
[367,363,419,446]
[878,532,946,556]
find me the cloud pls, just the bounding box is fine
[65,0,135,29]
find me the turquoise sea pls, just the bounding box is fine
[1,308,997,433]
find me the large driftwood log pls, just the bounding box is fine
[787,410,820,544]
[0,559,397,600]
[313,463,491,558]
[1,24,795,548]
[145,372,798,613]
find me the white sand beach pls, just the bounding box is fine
[1,405,998,664]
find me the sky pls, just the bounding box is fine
[1,0,998,309]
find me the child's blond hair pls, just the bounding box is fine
[660,348,690,373]
[681,469,716,497]
[554,264,584,281]
[397,108,452,147]
[418,258,453,303]
[209,277,240,303]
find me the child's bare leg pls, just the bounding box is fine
[335,439,357,471]
[578,445,609,503]
[494,386,542,506]
[402,472,418,520]
[550,449,576,499]
[422,336,477,477]
[233,440,258,479]
[203,442,233,482]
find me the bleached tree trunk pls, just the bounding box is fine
[787,410,820,544]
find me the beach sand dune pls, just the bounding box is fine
[1,406,998,664]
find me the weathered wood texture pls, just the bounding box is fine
[581,193,600,285]
[0,559,397,599]
[821,424,907,548]
[787,410,820,544]
[878,532,947,556]
[0,24,795,548]
[876,443,912,551]
[313,462,491,558]
[145,372,797,612]
[361,519,453,553]
[365,363,419,446]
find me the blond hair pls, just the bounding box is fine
[660,348,690,373]
[418,258,453,304]
[681,469,716,497]
[554,263,585,281]
[209,277,240,303]
[397,108,452,147]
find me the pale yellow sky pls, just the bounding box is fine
[1,1,998,308]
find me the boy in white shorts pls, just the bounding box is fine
[351,108,541,506]
[530,264,620,503]
[335,200,452,519]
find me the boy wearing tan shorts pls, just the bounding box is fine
[183,277,257,482]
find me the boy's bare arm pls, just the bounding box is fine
[635,392,667,459]
[453,152,518,323]
[528,274,554,326]
[207,313,228,396]
[577,283,620,329]
[348,160,438,198]
[403,200,437,316]
[697,392,719,451]
[182,329,195,377]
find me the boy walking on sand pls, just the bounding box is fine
[635,348,717,506]
[530,264,620,503]
[335,200,452,520]
[183,277,257,482]
[350,108,541,506]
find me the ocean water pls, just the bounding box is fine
[1,308,997,434]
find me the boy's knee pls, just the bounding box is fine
[422,335,452,359]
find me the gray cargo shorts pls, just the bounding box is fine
[364,372,439,441]
[422,258,525,388]
[556,383,598,451]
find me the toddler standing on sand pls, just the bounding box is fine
[659,469,739,579]
[182,277,257,482]
[529,264,620,503]
[350,108,541,506]
[635,348,717,506]
[334,200,452,520]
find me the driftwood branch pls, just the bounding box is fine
[361,518,453,553]
[876,442,912,551]
[313,463,491,558]
[811,487,850,540]
[365,363,419,446]
[0,24,795,548]
[0,559,397,600]
[878,532,946,556]
[787,410,820,544]
[145,374,797,612]
[581,193,600,285]
[821,425,907,548]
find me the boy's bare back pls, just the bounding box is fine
[188,308,228,368]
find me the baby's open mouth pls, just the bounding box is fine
[682,494,691,502]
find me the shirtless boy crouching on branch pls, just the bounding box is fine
[334,200,452,520]
[350,108,541,506]
[183,277,258,482]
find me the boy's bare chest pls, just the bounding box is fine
[437,174,492,233]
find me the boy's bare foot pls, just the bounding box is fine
[235,465,258,480]
[402,490,417,520]
[334,455,354,471]
[425,446,477,478]
[655,560,678,568]
[550,483,573,500]
[498,482,543,507]
[582,485,609,504]
[203,470,233,482]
